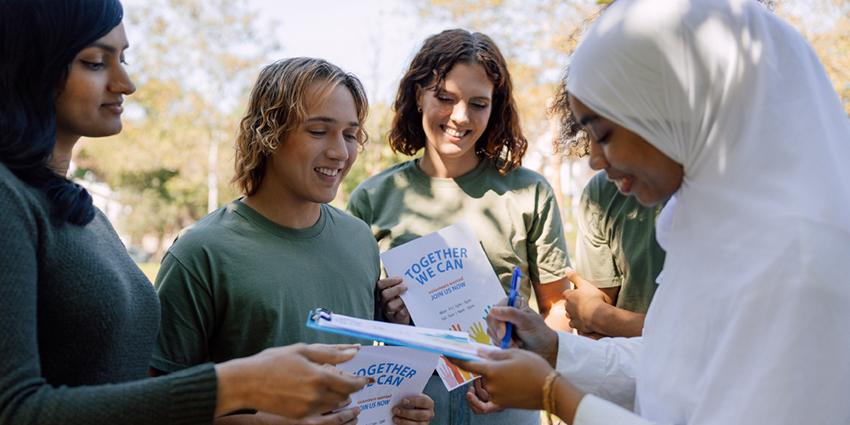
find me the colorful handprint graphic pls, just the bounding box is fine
[468,321,491,345]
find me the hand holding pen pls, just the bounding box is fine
[500,266,522,349]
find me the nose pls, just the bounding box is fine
[450,102,470,125]
[325,132,351,162]
[108,63,136,96]
[587,138,609,171]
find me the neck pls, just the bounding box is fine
[242,183,322,229]
[419,148,480,179]
[50,134,79,176]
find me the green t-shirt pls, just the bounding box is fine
[151,201,379,372]
[575,171,666,314]
[348,159,570,303]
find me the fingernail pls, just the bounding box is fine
[367,377,376,383]
[402,398,410,406]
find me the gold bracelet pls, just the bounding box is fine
[542,369,561,424]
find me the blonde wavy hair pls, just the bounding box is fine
[232,57,369,196]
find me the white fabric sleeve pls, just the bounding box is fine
[555,332,641,410]
[573,395,653,425]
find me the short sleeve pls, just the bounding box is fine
[526,179,570,284]
[346,186,372,225]
[151,252,215,373]
[575,176,621,288]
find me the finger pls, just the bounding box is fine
[377,276,404,290]
[479,348,518,361]
[465,390,500,415]
[466,388,489,414]
[473,378,491,402]
[392,406,433,422]
[319,407,360,425]
[386,298,406,313]
[450,359,488,376]
[564,268,587,289]
[322,369,373,395]
[381,283,407,300]
[300,344,361,365]
[489,306,535,327]
[398,395,433,410]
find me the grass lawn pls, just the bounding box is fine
[137,262,160,283]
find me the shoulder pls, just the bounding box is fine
[0,163,41,205]
[325,204,373,236]
[351,161,416,196]
[0,163,50,227]
[582,171,620,205]
[166,203,238,258]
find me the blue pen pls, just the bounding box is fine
[500,266,522,349]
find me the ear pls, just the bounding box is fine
[415,84,424,112]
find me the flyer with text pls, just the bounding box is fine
[335,346,439,425]
[380,222,506,390]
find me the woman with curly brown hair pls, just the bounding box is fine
[348,29,571,425]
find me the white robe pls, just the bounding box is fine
[560,0,850,423]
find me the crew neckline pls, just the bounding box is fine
[231,199,327,240]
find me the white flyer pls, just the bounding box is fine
[380,222,506,390]
[335,346,439,425]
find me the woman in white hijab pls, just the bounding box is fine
[457,0,850,423]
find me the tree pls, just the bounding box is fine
[75,0,276,258]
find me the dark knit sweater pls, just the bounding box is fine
[0,163,217,425]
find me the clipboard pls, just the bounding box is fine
[306,308,495,361]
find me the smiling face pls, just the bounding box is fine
[263,82,360,209]
[417,62,494,174]
[54,23,136,145]
[568,94,683,206]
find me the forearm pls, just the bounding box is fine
[592,304,645,337]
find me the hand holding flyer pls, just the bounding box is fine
[335,346,438,425]
[380,222,507,390]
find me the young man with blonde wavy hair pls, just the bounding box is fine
[151,57,434,425]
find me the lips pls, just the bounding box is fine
[102,102,123,114]
[614,176,635,194]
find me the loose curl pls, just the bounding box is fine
[232,58,369,196]
[0,0,124,225]
[390,29,526,175]
[549,71,589,159]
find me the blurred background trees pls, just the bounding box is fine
[69,0,850,271]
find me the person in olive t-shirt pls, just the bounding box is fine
[152,58,434,425]
[564,171,665,338]
[349,29,571,425]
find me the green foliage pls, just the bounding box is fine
[76,0,273,257]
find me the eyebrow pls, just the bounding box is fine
[306,116,360,128]
[87,42,129,54]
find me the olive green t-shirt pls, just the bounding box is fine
[151,201,379,372]
[347,159,570,303]
[575,171,666,314]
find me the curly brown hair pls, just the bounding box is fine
[549,71,589,159]
[232,57,369,196]
[389,29,526,175]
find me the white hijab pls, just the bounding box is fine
[568,0,850,423]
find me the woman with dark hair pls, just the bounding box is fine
[456,0,850,424]
[0,1,369,424]
[348,28,571,425]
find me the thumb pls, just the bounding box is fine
[299,344,360,365]
[564,268,587,289]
